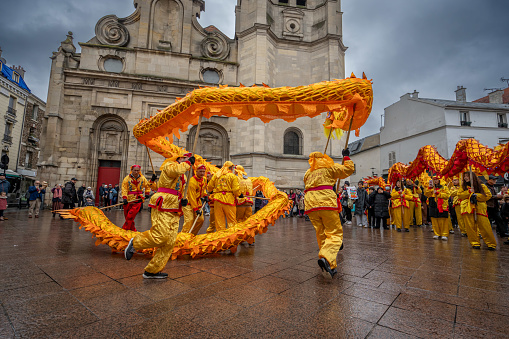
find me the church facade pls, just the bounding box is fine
[38,0,347,196]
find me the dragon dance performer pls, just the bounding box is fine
[406,179,423,226]
[424,176,451,240]
[235,165,254,223]
[125,152,195,278]
[121,165,157,232]
[205,171,217,233]
[449,176,466,236]
[391,180,413,232]
[457,173,497,250]
[181,164,208,235]
[304,149,354,279]
[207,161,241,231]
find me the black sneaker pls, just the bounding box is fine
[472,245,480,249]
[461,233,467,237]
[487,247,496,251]
[142,271,168,279]
[124,238,135,260]
[318,258,335,279]
[396,228,402,232]
[340,243,344,250]
[504,241,509,245]
[405,229,410,232]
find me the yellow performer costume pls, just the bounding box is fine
[207,161,241,231]
[304,151,354,279]
[235,165,254,223]
[450,182,466,236]
[390,182,413,231]
[181,164,208,235]
[424,178,450,239]
[125,151,193,278]
[457,179,497,250]
[406,180,423,226]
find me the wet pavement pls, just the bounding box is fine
[1,207,509,338]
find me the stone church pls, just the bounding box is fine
[39,0,347,196]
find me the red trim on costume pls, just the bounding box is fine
[148,196,181,213]
[183,161,191,166]
[157,187,182,197]
[304,185,334,193]
[343,156,351,161]
[129,191,143,195]
[461,211,488,218]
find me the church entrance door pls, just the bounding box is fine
[96,160,121,205]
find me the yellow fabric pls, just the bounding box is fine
[411,201,423,225]
[121,174,156,202]
[133,76,374,146]
[235,165,253,205]
[431,217,449,237]
[458,184,491,216]
[449,185,462,206]
[149,160,190,211]
[463,214,497,248]
[206,204,216,234]
[455,205,466,234]
[387,138,509,183]
[236,205,253,223]
[390,188,413,209]
[308,210,344,269]
[308,152,335,172]
[304,160,354,212]
[214,203,236,231]
[181,205,204,235]
[208,172,241,206]
[133,210,179,274]
[59,175,291,259]
[186,176,207,211]
[424,186,450,211]
[392,206,409,229]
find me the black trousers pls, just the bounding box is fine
[63,203,75,209]
[343,207,352,221]
[78,197,84,207]
[368,208,375,226]
[487,206,507,236]
[375,217,388,229]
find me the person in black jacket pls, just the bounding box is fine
[373,186,391,229]
[77,184,86,207]
[62,178,78,210]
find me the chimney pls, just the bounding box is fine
[455,86,466,102]
[488,89,504,104]
[12,65,25,78]
[411,90,419,99]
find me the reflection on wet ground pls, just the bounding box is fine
[0,207,508,338]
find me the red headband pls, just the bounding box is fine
[197,165,206,170]
[131,165,141,170]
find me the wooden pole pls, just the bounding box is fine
[336,104,357,193]
[189,202,207,234]
[145,145,156,174]
[469,165,477,222]
[183,112,204,200]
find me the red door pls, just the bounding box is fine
[96,165,121,206]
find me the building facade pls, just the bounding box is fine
[379,87,509,177]
[0,47,46,202]
[38,0,348,198]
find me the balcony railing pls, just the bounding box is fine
[460,121,472,126]
[498,122,508,128]
[2,135,12,144]
[6,107,16,116]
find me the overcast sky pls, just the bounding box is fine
[0,0,507,140]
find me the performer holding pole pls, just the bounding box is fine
[121,165,157,232]
[125,151,195,278]
[207,161,241,231]
[304,149,354,279]
[182,163,208,235]
[457,170,496,250]
[235,165,254,223]
[391,179,412,232]
[424,176,450,240]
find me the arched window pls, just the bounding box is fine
[283,128,302,155]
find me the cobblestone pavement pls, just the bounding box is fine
[0,207,508,338]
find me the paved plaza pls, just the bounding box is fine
[0,208,508,338]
